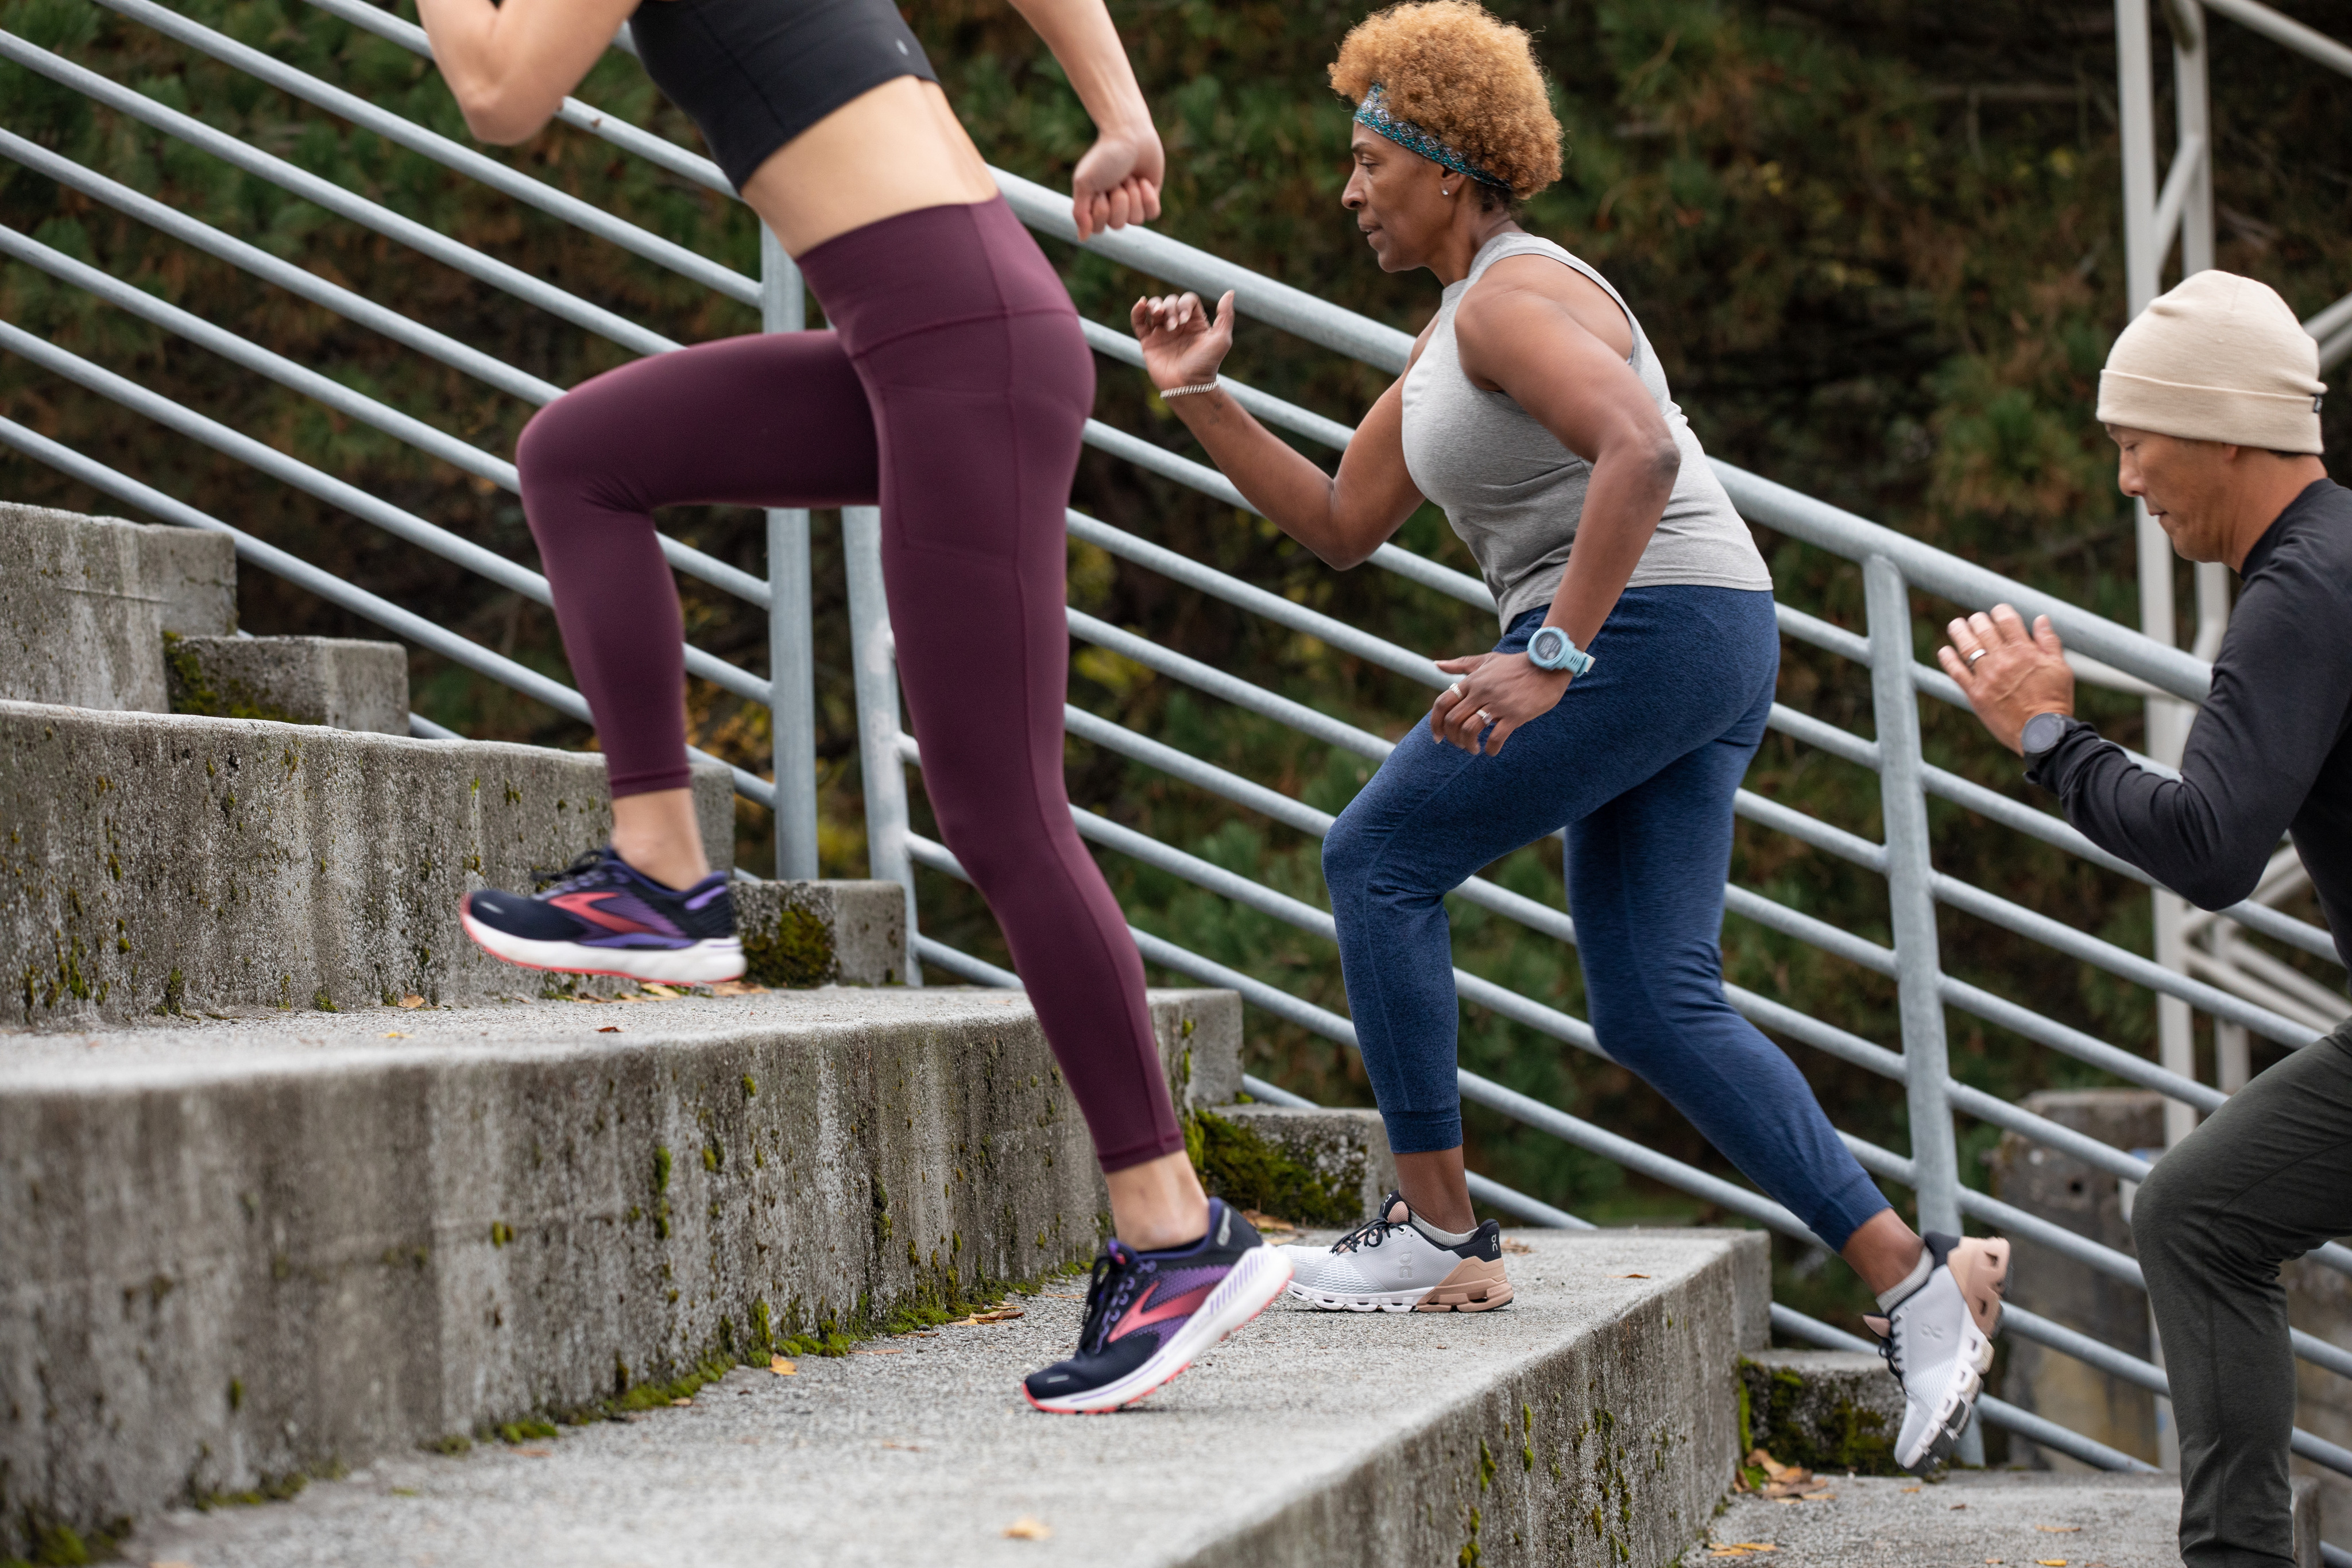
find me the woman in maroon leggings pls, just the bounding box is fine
[419,0,1291,1411]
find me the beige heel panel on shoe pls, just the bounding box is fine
[1413,1256,1514,1313]
[1949,1237,2011,1337]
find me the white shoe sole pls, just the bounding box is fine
[1897,1322,1996,1472]
[1287,1281,1426,1313]
[461,909,747,985]
[1025,1246,1294,1415]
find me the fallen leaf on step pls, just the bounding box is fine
[1003,1517,1052,1540]
[1902,1485,1922,1493]
[1800,1491,1835,1501]
[514,1447,550,1458]
[2037,1559,2068,1565]
[572,994,606,1004]
[670,1398,693,1407]
[397,995,425,1009]
[768,1357,796,1376]
[2036,1527,2082,1534]
[1746,1450,1811,1486]
[880,1441,922,1450]
[639,984,684,999]
[853,1348,905,1356]
[708,980,769,996]
[949,1308,1025,1326]
[382,1031,407,1039]
[1985,1559,2003,1563]
[1951,1504,1968,1510]
[1243,1209,1297,1236]
[1501,1238,1534,1254]
[150,1561,197,1567]
[1040,1291,1086,1299]
[598,1026,622,1033]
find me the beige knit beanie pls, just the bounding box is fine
[2097,270,2324,454]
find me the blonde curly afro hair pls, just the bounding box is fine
[1330,1,1561,204]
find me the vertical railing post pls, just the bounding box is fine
[761,224,819,881]
[1866,552,1978,1462]
[1864,556,1962,1237]
[842,504,921,984]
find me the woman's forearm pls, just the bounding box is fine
[1541,447,1678,651]
[1004,0,1154,134]
[1164,391,1365,564]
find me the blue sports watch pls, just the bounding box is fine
[1526,625,1594,676]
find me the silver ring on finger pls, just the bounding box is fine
[1475,708,1495,726]
[1964,647,1989,668]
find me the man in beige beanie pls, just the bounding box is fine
[1939,268,2346,1568]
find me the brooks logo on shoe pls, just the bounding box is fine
[547,891,667,936]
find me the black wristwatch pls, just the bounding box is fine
[2020,710,2076,762]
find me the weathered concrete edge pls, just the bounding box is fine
[1170,1230,1772,1568]
[0,990,1240,1556]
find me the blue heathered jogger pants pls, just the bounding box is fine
[1321,585,1890,1251]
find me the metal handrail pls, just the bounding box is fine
[7,0,2345,1490]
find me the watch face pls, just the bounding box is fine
[1529,628,1564,665]
[2022,712,2067,755]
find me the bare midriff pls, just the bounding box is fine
[736,75,998,256]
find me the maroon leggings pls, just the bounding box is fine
[514,198,1181,1172]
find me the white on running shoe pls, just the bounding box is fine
[1866,1231,2011,1473]
[1281,1193,1514,1313]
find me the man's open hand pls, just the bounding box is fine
[1936,603,2075,755]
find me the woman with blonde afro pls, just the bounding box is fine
[1135,0,2008,1470]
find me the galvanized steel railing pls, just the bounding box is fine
[2,0,2346,1513]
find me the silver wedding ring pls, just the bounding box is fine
[1964,647,1989,668]
[1475,708,1495,725]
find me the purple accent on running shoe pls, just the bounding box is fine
[684,882,729,911]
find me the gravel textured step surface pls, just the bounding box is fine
[1683,1471,2183,1568]
[125,1230,1761,1568]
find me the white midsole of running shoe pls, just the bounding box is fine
[461,910,746,984]
[1897,1324,1996,1470]
[1028,1246,1294,1414]
[1287,1280,1427,1313]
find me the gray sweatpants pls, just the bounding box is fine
[2133,1017,2352,1568]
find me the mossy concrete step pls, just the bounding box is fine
[119,1228,1768,1568]
[1201,1104,1398,1227]
[1738,1349,1907,1476]
[0,700,734,1025]
[165,633,410,735]
[0,986,1240,1559]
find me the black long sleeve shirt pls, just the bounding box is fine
[2026,478,2352,969]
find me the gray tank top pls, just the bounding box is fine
[1399,232,1770,628]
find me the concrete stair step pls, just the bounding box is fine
[0,986,1241,1557]
[0,700,735,1024]
[2,501,237,713]
[116,1228,1769,1568]
[164,632,409,735]
[1684,1470,2299,1568]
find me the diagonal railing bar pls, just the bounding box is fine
[1067,608,1390,761]
[904,827,1819,1242]
[0,218,772,609]
[94,0,760,305]
[0,29,678,358]
[0,318,774,709]
[1074,318,1357,453]
[908,924,1595,1232]
[0,415,773,802]
[0,127,560,406]
[1772,1304,2164,1474]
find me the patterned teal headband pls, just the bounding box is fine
[1353,83,1509,190]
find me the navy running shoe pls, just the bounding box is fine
[460,847,745,985]
[1023,1199,1292,1415]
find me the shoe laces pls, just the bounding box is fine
[531,849,612,893]
[1077,1246,1144,1353]
[1331,1210,1409,1255]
